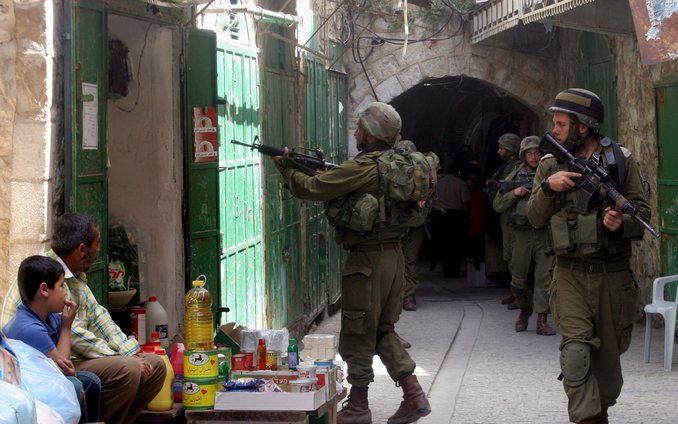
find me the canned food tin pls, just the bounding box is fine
[182,378,219,410]
[265,351,280,370]
[231,354,248,371]
[184,350,218,378]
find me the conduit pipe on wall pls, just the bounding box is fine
[206,4,301,26]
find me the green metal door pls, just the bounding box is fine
[68,0,108,305]
[217,45,264,329]
[184,30,220,320]
[262,68,303,329]
[326,70,349,303]
[656,83,678,306]
[304,54,330,320]
[576,32,617,139]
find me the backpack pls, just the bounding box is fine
[375,150,439,202]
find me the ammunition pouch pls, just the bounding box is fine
[509,199,530,226]
[548,211,628,257]
[326,193,379,235]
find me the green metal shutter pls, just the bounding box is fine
[217,45,265,329]
[184,29,220,320]
[69,0,109,305]
[656,84,678,299]
[576,32,617,140]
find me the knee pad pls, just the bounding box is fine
[560,342,591,387]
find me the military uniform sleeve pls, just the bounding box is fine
[492,189,519,213]
[284,158,377,202]
[527,157,556,229]
[619,157,651,239]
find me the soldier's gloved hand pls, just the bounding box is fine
[273,147,290,174]
[602,206,624,232]
[545,171,582,192]
[513,187,531,197]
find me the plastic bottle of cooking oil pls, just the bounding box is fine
[184,275,214,351]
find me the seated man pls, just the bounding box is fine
[2,213,165,424]
[3,255,102,422]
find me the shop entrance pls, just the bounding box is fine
[390,76,539,279]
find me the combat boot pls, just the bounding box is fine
[595,407,609,424]
[403,297,417,311]
[501,294,515,305]
[338,387,371,424]
[387,374,431,424]
[515,306,533,332]
[536,313,556,336]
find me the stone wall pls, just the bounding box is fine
[344,13,559,155]
[0,0,53,307]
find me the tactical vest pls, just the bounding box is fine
[546,138,631,259]
[325,149,438,243]
[504,164,535,227]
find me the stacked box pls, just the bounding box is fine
[230,370,299,392]
[300,334,337,362]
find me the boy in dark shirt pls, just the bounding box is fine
[3,255,101,422]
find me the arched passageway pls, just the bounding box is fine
[390,76,540,279]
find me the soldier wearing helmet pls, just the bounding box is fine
[274,102,431,424]
[493,136,556,336]
[486,133,523,308]
[527,89,651,424]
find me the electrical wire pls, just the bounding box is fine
[115,23,153,113]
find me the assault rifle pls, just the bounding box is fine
[498,171,535,192]
[231,136,338,176]
[542,133,659,238]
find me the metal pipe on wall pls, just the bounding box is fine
[206,4,301,26]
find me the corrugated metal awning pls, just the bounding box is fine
[522,0,596,24]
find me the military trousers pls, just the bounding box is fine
[509,226,552,313]
[549,263,637,423]
[339,242,416,387]
[402,226,424,299]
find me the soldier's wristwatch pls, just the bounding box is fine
[541,178,555,196]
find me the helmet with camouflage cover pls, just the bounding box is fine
[519,136,540,157]
[395,139,417,153]
[498,133,520,154]
[358,102,402,145]
[549,88,604,129]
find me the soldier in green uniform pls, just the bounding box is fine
[527,89,650,424]
[493,136,556,335]
[487,133,522,307]
[274,102,430,424]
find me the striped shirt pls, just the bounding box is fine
[1,250,139,360]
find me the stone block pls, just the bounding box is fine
[367,54,401,85]
[420,56,448,79]
[11,120,46,180]
[0,0,15,44]
[15,53,46,116]
[374,75,402,103]
[13,2,45,47]
[0,42,16,156]
[397,63,423,91]
[7,239,48,296]
[0,218,9,303]
[0,156,9,219]
[9,180,47,240]
[468,55,491,80]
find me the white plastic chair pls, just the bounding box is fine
[643,275,678,371]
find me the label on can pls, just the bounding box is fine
[265,351,279,370]
[184,350,218,378]
[182,378,218,410]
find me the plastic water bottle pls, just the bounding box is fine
[184,276,214,351]
[147,348,175,411]
[146,296,169,347]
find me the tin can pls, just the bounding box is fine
[297,364,317,379]
[241,351,255,370]
[182,378,219,410]
[184,350,218,379]
[231,354,248,371]
[265,351,280,370]
[289,378,314,393]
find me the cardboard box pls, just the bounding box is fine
[230,370,299,392]
[214,323,244,354]
[214,389,326,411]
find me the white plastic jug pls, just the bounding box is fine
[146,296,169,347]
